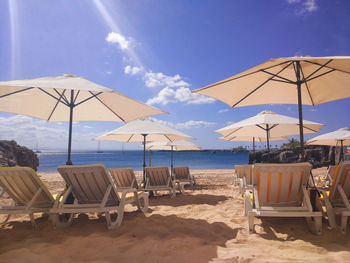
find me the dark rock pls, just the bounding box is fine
[0,140,39,171]
[249,145,332,168]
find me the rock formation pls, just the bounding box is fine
[249,145,338,168]
[0,140,39,171]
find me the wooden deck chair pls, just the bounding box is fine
[144,166,182,197]
[109,168,148,212]
[0,167,55,227]
[319,161,350,234]
[233,165,243,186]
[240,164,254,196]
[173,166,196,187]
[53,164,144,229]
[244,163,322,235]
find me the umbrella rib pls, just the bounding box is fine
[303,59,334,81]
[305,69,336,82]
[164,134,174,142]
[304,59,350,76]
[300,67,315,106]
[73,90,80,104]
[38,88,70,107]
[223,127,243,139]
[126,134,134,143]
[261,70,295,84]
[75,91,103,106]
[53,88,70,105]
[47,89,68,121]
[300,125,319,133]
[0,87,35,99]
[231,61,294,108]
[197,60,293,91]
[83,91,126,123]
[256,124,268,131]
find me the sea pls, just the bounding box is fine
[37,150,249,173]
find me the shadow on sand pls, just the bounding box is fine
[0,213,241,262]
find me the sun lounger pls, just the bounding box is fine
[173,166,196,187]
[233,165,243,186]
[109,168,148,212]
[144,166,183,197]
[240,164,254,196]
[0,167,55,227]
[245,162,322,235]
[319,161,350,234]
[53,164,146,229]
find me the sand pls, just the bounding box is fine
[1,168,350,263]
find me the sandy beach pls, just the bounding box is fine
[1,168,350,263]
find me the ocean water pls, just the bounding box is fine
[37,150,249,173]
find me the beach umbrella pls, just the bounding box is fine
[216,111,324,159]
[306,127,350,162]
[0,74,166,165]
[145,140,202,176]
[96,118,194,181]
[193,56,350,157]
[218,135,288,162]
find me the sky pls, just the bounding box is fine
[0,0,349,151]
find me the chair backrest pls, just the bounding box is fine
[109,168,138,190]
[252,163,312,205]
[327,165,337,180]
[173,166,190,180]
[235,165,243,179]
[145,166,171,186]
[328,161,350,202]
[0,167,54,208]
[242,164,254,185]
[57,164,119,205]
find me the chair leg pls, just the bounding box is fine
[341,215,348,234]
[29,213,37,228]
[306,216,322,235]
[51,213,74,229]
[248,212,254,234]
[0,214,11,225]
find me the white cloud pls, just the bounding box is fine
[287,0,318,14]
[218,109,229,113]
[124,65,143,75]
[0,115,101,150]
[303,0,317,12]
[105,32,130,50]
[150,118,216,130]
[146,87,215,105]
[143,72,190,89]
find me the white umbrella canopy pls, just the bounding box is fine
[145,140,201,173]
[216,111,324,155]
[218,134,288,162]
[306,127,350,146]
[96,118,194,181]
[217,111,324,138]
[194,56,350,154]
[96,118,194,142]
[145,140,202,151]
[0,74,167,164]
[0,74,166,122]
[306,127,350,162]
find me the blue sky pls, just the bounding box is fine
[0,0,349,151]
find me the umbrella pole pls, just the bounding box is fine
[142,134,147,183]
[340,140,344,162]
[266,124,270,162]
[253,137,256,163]
[296,61,305,160]
[171,146,174,179]
[66,90,74,165]
[149,149,152,167]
